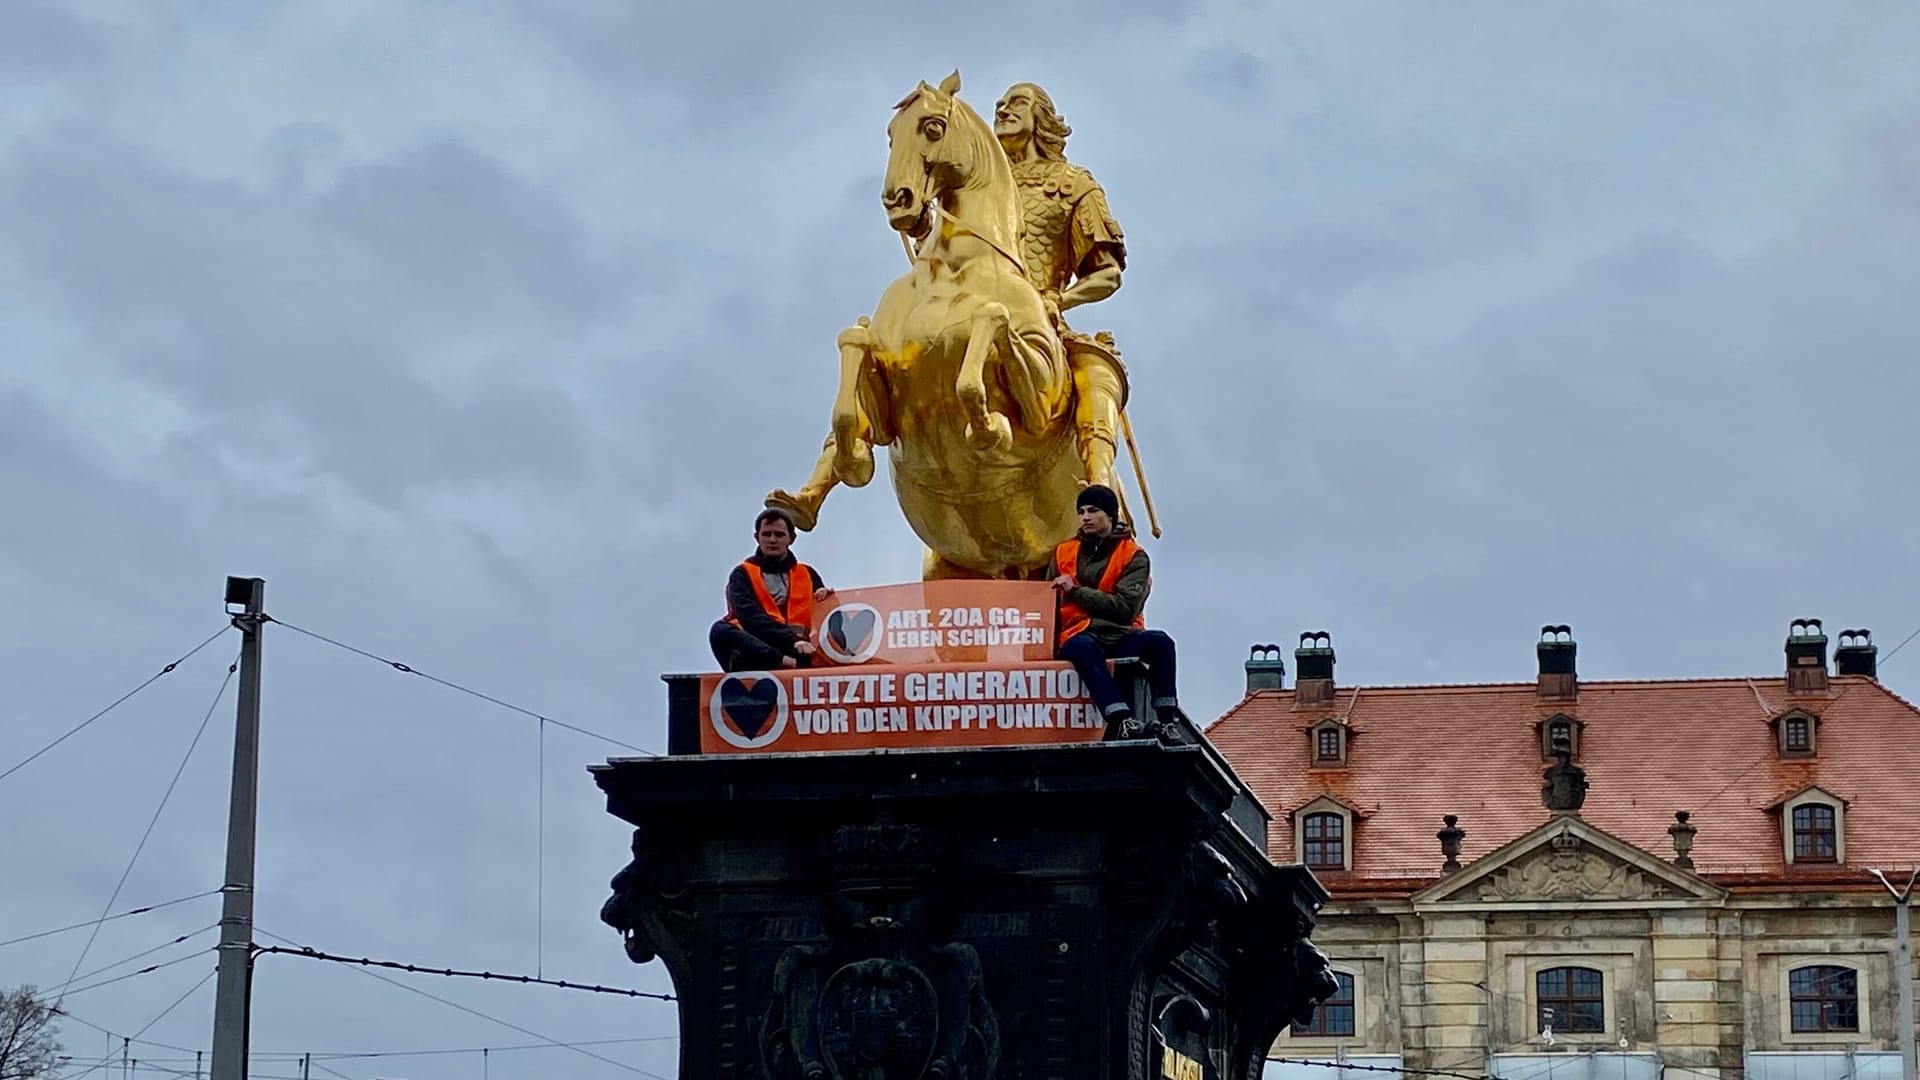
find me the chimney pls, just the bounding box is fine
[1835,629,1878,680]
[1537,625,1577,700]
[1245,644,1286,694]
[1785,618,1829,694]
[1294,631,1335,709]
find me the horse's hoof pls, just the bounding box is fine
[764,489,821,532]
[966,413,1013,453]
[833,444,875,488]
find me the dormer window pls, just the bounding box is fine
[1538,714,1581,760]
[1303,813,1345,869]
[1310,720,1347,766]
[1792,805,1837,862]
[1785,716,1811,752]
[1772,786,1848,866]
[1292,795,1359,872]
[1776,708,1819,758]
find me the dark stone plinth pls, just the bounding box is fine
[594,739,1337,1080]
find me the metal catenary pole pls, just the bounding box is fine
[210,576,266,1080]
[1870,868,1918,1080]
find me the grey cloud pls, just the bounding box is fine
[0,0,111,82]
[515,0,1202,122]
[0,130,644,507]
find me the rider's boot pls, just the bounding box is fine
[1070,344,1125,493]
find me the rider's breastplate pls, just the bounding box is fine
[1012,160,1088,296]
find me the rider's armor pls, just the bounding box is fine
[1009,159,1126,305]
[1009,158,1129,496]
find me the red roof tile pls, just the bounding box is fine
[1205,675,1920,896]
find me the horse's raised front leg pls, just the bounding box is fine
[956,302,1014,453]
[1001,324,1065,437]
[831,318,882,488]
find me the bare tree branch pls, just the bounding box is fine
[0,987,62,1080]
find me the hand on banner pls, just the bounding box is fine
[780,655,799,669]
[794,640,817,658]
[1049,574,1075,593]
[813,586,834,602]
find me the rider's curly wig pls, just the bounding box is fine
[1008,83,1071,161]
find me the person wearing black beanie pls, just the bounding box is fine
[1074,482,1119,523]
[1050,485,1184,742]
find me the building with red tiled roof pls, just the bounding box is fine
[1209,622,1920,1080]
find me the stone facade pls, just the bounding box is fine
[1207,623,1920,1080]
[1267,816,1914,1080]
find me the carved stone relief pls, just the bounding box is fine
[756,823,1001,1080]
[1472,844,1670,902]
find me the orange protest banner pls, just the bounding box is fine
[810,580,1056,666]
[698,660,1104,754]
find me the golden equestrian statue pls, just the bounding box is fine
[766,72,1157,580]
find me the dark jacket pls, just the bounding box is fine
[725,552,826,657]
[1063,523,1151,649]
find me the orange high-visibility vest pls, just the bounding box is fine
[1055,536,1144,644]
[726,561,815,630]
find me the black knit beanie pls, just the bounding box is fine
[1075,484,1119,521]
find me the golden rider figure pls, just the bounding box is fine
[766,80,1133,529]
[994,81,1129,496]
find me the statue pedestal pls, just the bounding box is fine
[594,731,1336,1079]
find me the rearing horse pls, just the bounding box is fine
[821,71,1082,580]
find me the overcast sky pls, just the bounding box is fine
[5,2,1919,1077]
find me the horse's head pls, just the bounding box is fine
[883,70,993,238]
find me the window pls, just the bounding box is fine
[1303,813,1345,870]
[1789,966,1859,1033]
[1784,716,1811,752]
[1536,967,1604,1033]
[1777,709,1819,757]
[1539,714,1580,760]
[1548,720,1572,751]
[1792,805,1837,862]
[1316,726,1343,763]
[1292,971,1355,1037]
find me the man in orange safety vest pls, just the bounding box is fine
[709,507,833,672]
[1051,484,1183,742]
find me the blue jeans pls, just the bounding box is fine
[1059,629,1178,717]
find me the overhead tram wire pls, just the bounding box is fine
[2,624,231,785]
[254,929,671,1080]
[251,943,675,1001]
[1264,1057,1502,1080]
[42,1010,203,1057]
[65,925,220,987]
[0,891,224,951]
[92,1036,680,1069]
[1880,624,1920,666]
[124,968,217,1052]
[53,651,240,1006]
[56,949,215,999]
[263,615,658,756]
[304,1034,679,1063]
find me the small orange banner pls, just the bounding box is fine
[698,661,1104,754]
[810,580,1057,666]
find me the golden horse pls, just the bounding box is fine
[811,72,1085,581]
